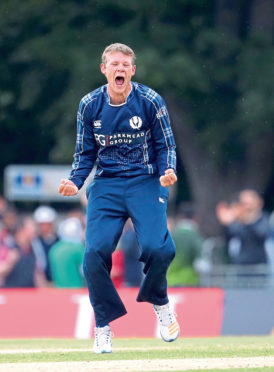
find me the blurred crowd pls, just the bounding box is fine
[0,188,273,289]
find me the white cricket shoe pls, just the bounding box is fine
[153,302,180,342]
[93,325,112,354]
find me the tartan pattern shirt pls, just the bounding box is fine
[69,82,177,189]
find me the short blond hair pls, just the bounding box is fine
[101,43,136,65]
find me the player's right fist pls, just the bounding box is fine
[58,178,78,196]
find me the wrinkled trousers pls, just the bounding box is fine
[84,174,176,326]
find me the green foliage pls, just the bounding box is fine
[0,0,273,189]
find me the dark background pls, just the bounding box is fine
[0,0,273,235]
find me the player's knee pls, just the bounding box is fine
[154,245,175,263]
[83,249,102,276]
[84,243,112,275]
[142,235,175,263]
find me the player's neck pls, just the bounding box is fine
[108,84,132,105]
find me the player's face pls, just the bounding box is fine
[101,52,136,98]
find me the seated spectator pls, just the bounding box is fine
[216,189,270,265]
[33,206,59,284]
[167,203,203,286]
[49,217,85,288]
[3,217,47,288]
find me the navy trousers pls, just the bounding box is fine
[84,174,176,327]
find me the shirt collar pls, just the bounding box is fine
[104,83,134,106]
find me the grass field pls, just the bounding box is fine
[0,336,274,371]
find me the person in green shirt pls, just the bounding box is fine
[49,217,85,288]
[167,203,203,286]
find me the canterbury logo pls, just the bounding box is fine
[93,120,101,128]
[129,116,142,130]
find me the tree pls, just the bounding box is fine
[1,0,273,234]
[157,0,274,234]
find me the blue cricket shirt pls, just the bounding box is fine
[69,82,177,189]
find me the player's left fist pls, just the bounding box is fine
[160,169,177,187]
[58,178,78,196]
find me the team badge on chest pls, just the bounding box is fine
[129,116,142,130]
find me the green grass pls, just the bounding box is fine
[0,337,273,371]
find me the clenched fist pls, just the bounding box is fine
[160,169,177,187]
[58,178,78,196]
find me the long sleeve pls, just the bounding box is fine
[226,214,269,242]
[149,94,176,176]
[244,213,270,241]
[69,99,98,189]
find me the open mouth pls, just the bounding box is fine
[115,76,125,86]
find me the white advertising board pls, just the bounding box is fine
[4,165,95,201]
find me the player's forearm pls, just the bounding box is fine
[156,146,177,176]
[71,100,98,189]
[69,163,95,189]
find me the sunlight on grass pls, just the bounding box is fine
[0,337,273,363]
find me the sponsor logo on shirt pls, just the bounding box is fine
[94,131,146,147]
[93,120,102,129]
[129,116,142,130]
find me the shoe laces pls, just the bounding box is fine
[154,304,177,327]
[94,326,112,346]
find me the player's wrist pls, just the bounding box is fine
[165,168,176,174]
[68,178,81,190]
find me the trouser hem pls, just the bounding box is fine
[96,308,127,327]
[136,295,169,306]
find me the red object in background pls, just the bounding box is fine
[111,250,125,288]
[0,288,224,338]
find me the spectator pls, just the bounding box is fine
[33,206,59,283]
[0,196,8,227]
[120,219,143,287]
[0,208,19,287]
[265,211,274,279]
[1,207,18,235]
[167,203,203,286]
[49,217,85,288]
[3,217,47,287]
[216,189,270,265]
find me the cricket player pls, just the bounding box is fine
[59,43,180,353]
